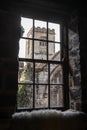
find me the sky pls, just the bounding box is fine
[19,17,60,58]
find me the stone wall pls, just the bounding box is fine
[68,13,81,110]
[78,8,87,113]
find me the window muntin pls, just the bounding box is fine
[17,17,66,110]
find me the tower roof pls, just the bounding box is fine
[27,27,55,37]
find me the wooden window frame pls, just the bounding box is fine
[17,17,69,111]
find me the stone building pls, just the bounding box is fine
[25,27,55,60]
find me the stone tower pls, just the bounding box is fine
[25,27,55,59]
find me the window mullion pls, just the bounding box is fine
[47,22,48,61]
[33,19,35,108]
[48,63,50,109]
[32,19,35,59]
[33,62,35,108]
[47,22,50,108]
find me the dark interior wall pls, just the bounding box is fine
[78,8,87,113]
[0,10,20,129]
[10,1,70,23]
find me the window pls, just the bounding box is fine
[17,17,68,110]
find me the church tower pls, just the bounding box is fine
[25,27,55,60]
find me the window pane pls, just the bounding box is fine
[50,85,64,107]
[48,42,60,61]
[18,61,33,83]
[35,63,48,84]
[35,85,48,108]
[48,22,60,42]
[18,39,26,58]
[19,39,33,59]
[50,64,63,84]
[34,20,47,40]
[21,17,33,38]
[17,84,33,108]
[34,40,47,60]
[25,39,33,59]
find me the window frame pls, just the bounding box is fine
[17,16,69,111]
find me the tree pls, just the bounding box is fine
[17,84,33,108]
